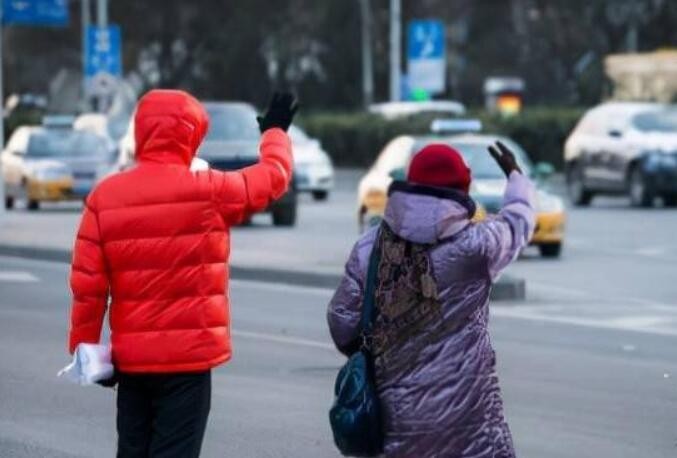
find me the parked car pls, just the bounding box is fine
[2,119,116,210]
[116,102,298,226]
[74,112,129,142]
[289,125,334,201]
[358,133,565,257]
[564,102,677,207]
[200,102,297,226]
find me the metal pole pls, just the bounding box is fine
[359,0,374,107]
[389,0,401,102]
[82,0,91,108]
[97,0,108,27]
[0,1,4,148]
[95,0,108,112]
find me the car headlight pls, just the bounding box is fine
[537,192,565,213]
[32,166,71,181]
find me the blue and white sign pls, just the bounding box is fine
[85,25,122,96]
[3,0,69,26]
[407,20,446,94]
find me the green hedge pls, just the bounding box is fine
[298,107,585,170]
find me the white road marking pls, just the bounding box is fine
[634,246,669,258]
[0,271,39,282]
[230,279,334,297]
[529,281,675,308]
[491,307,677,337]
[232,329,335,350]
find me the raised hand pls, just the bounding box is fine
[256,92,299,133]
[488,141,522,177]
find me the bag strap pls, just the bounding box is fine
[359,226,383,349]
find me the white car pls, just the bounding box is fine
[289,125,334,201]
[368,100,466,120]
[564,102,677,207]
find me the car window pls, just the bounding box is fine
[632,108,677,133]
[411,138,532,179]
[375,137,415,173]
[26,130,109,158]
[205,105,260,142]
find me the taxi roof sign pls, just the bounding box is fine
[430,118,482,134]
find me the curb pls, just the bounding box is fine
[0,244,526,301]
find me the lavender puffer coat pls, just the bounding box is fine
[328,172,536,458]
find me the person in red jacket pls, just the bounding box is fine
[68,89,298,458]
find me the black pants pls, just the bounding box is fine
[116,371,211,458]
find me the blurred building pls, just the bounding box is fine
[605,50,677,103]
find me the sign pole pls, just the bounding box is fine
[389,0,401,102]
[82,0,91,109]
[97,0,107,27]
[0,0,4,149]
[359,0,374,107]
[95,0,108,112]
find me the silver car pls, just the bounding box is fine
[564,102,677,207]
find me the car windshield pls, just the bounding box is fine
[632,108,677,133]
[412,138,532,179]
[205,105,260,142]
[26,130,109,158]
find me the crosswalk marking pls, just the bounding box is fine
[0,271,40,283]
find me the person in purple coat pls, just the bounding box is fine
[328,141,536,457]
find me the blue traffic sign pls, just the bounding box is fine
[407,20,446,94]
[3,0,69,26]
[408,20,445,60]
[85,25,122,78]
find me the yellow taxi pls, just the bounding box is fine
[2,122,114,210]
[358,133,566,257]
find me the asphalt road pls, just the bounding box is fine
[1,255,677,458]
[2,170,677,328]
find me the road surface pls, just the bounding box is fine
[1,255,676,458]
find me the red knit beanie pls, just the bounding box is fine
[407,144,472,193]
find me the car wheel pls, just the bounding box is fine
[539,243,562,258]
[663,194,677,207]
[4,195,14,210]
[567,163,593,207]
[27,199,40,211]
[272,203,297,226]
[629,167,654,208]
[312,190,329,201]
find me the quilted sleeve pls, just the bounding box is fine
[327,229,378,356]
[478,171,536,280]
[209,128,293,225]
[68,200,110,354]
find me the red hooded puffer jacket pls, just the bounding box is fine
[68,90,292,373]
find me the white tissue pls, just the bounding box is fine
[57,343,114,386]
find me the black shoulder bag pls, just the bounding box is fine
[329,230,384,457]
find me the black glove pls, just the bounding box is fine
[96,372,118,389]
[256,92,299,133]
[488,141,522,177]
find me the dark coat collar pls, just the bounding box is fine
[388,180,476,218]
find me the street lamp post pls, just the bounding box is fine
[81,0,91,109]
[389,0,401,102]
[359,0,374,107]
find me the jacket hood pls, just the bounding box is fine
[383,181,475,244]
[134,90,209,166]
